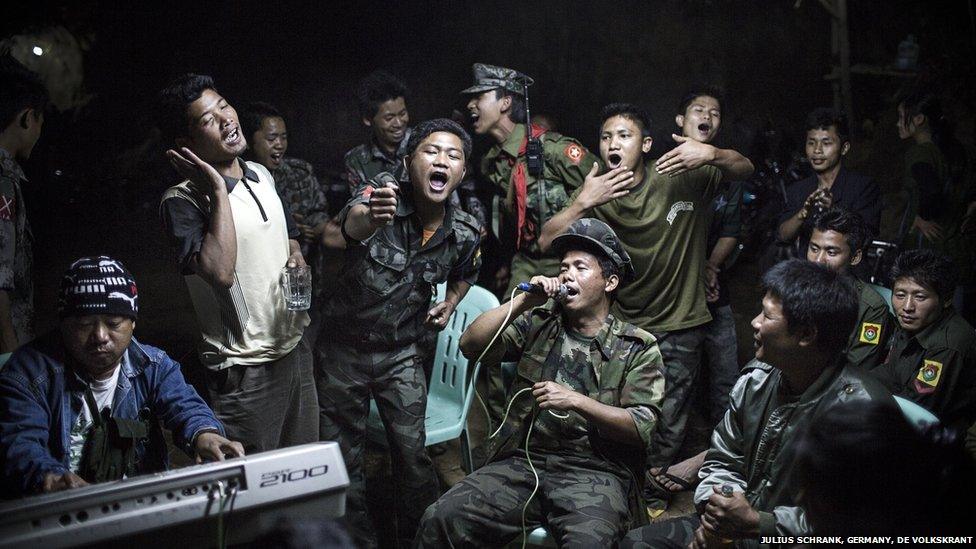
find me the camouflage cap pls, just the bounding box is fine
[460,63,533,95]
[551,218,635,283]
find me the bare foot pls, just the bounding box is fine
[650,451,706,492]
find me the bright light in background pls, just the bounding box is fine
[32,46,43,56]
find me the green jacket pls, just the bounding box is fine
[844,280,895,370]
[483,304,665,527]
[481,125,598,258]
[874,308,976,429]
[696,358,893,545]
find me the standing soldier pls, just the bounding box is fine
[316,119,482,548]
[241,101,334,256]
[0,57,46,353]
[344,70,412,192]
[461,62,599,424]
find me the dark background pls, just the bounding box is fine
[4,1,975,361]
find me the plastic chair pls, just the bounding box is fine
[366,283,499,473]
[868,283,894,315]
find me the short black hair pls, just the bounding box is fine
[495,89,527,124]
[890,249,957,303]
[404,118,472,159]
[356,70,408,119]
[0,55,49,130]
[600,103,652,138]
[762,259,858,353]
[241,101,284,142]
[677,88,724,116]
[156,73,216,145]
[805,107,849,144]
[812,207,868,253]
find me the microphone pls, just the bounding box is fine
[517,282,569,301]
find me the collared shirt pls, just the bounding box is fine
[320,181,482,350]
[0,147,34,346]
[344,129,413,192]
[483,305,664,472]
[875,308,976,428]
[160,158,300,272]
[160,159,307,369]
[480,125,598,257]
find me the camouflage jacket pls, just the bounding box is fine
[481,125,598,257]
[271,157,329,254]
[482,304,664,526]
[0,148,33,346]
[321,176,482,350]
[343,130,412,192]
[697,359,893,544]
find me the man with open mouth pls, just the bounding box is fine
[316,118,482,548]
[539,100,754,516]
[417,218,664,548]
[873,248,976,430]
[460,62,599,428]
[344,70,413,193]
[157,74,316,455]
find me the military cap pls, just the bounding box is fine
[460,63,533,95]
[551,218,635,283]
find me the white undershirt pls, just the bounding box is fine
[68,361,122,473]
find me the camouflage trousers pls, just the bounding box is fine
[702,305,741,425]
[415,453,632,548]
[314,341,438,549]
[647,324,708,468]
[620,514,698,548]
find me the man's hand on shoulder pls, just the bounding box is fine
[194,431,245,463]
[655,135,716,177]
[42,471,89,493]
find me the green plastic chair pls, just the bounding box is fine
[868,283,894,315]
[366,283,499,473]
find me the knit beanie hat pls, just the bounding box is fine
[58,256,139,319]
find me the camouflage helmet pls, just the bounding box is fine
[551,218,635,283]
[460,63,533,96]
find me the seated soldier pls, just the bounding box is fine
[415,218,665,548]
[622,259,893,548]
[649,207,894,495]
[0,256,242,497]
[875,249,976,430]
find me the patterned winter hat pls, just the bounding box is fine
[58,256,138,319]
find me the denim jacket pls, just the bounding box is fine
[0,331,224,496]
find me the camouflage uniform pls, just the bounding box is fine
[343,129,413,192]
[416,219,665,548]
[461,63,599,427]
[315,176,482,548]
[271,156,329,256]
[0,148,33,346]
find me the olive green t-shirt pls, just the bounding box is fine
[568,160,722,332]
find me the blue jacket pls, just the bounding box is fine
[0,332,224,496]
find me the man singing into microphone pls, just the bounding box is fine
[415,218,665,547]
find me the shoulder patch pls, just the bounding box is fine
[913,359,943,394]
[858,322,882,345]
[452,208,482,235]
[616,323,656,346]
[564,143,584,165]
